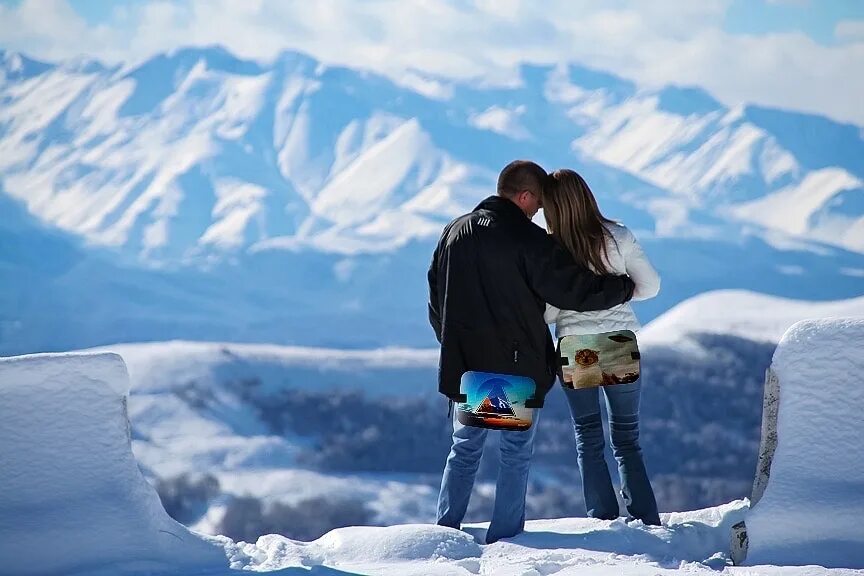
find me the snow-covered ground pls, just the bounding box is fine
[2,346,862,575]
[226,501,752,575]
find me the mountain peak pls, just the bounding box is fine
[655,85,725,117]
[273,49,321,70]
[565,62,636,100]
[60,55,110,75]
[163,44,265,75]
[742,104,864,178]
[0,49,53,80]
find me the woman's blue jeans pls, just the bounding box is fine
[564,380,660,525]
[436,411,539,543]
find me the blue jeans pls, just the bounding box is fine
[436,411,540,543]
[564,381,660,525]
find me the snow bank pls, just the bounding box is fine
[0,352,227,576]
[744,318,864,568]
[227,501,750,575]
[640,290,864,347]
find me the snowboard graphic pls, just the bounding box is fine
[457,371,536,431]
[558,330,641,390]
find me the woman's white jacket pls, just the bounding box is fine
[545,223,660,339]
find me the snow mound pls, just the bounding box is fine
[744,318,864,568]
[251,524,480,567]
[0,352,227,576]
[640,290,864,347]
[227,502,751,574]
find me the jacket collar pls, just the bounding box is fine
[474,195,529,223]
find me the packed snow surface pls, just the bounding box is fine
[744,318,864,568]
[0,352,226,576]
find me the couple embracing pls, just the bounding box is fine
[427,160,661,543]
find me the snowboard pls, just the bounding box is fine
[558,330,641,390]
[456,371,537,431]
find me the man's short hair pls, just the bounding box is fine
[497,160,547,198]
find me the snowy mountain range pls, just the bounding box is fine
[1,45,863,354]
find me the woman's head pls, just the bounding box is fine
[542,169,617,274]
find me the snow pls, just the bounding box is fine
[570,94,795,204]
[2,46,862,266]
[730,168,863,237]
[96,340,439,395]
[207,469,439,530]
[0,352,226,576]
[311,118,437,227]
[225,501,764,575]
[199,179,269,249]
[468,105,531,140]
[275,86,326,201]
[84,341,445,522]
[744,318,864,568]
[640,290,864,348]
[561,84,864,254]
[4,51,23,73]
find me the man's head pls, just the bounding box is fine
[497,160,546,219]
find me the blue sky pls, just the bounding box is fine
[10,0,859,47]
[724,0,864,44]
[1,0,862,124]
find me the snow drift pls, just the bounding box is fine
[742,318,864,568]
[0,352,227,576]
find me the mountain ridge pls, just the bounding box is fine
[1,45,863,353]
[3,45,862,260]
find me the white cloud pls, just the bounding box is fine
[0,0,862,126]
[836,20,864,43]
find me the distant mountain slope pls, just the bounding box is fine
[641,289,864,347]
[2,46,863,259]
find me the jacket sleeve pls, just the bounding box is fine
[523,228,635,312]
[427,241,443,344]
[622,228,661,301]
[544,303,560,325]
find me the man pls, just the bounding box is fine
[427,160,635,543]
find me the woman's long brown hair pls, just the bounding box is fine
[542,169,618,274]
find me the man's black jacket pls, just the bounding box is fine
[427,195,635,407]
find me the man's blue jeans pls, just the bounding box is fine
[564,380,660,525]
[436,411,540,543]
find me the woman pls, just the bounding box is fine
[542,169,662,525]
